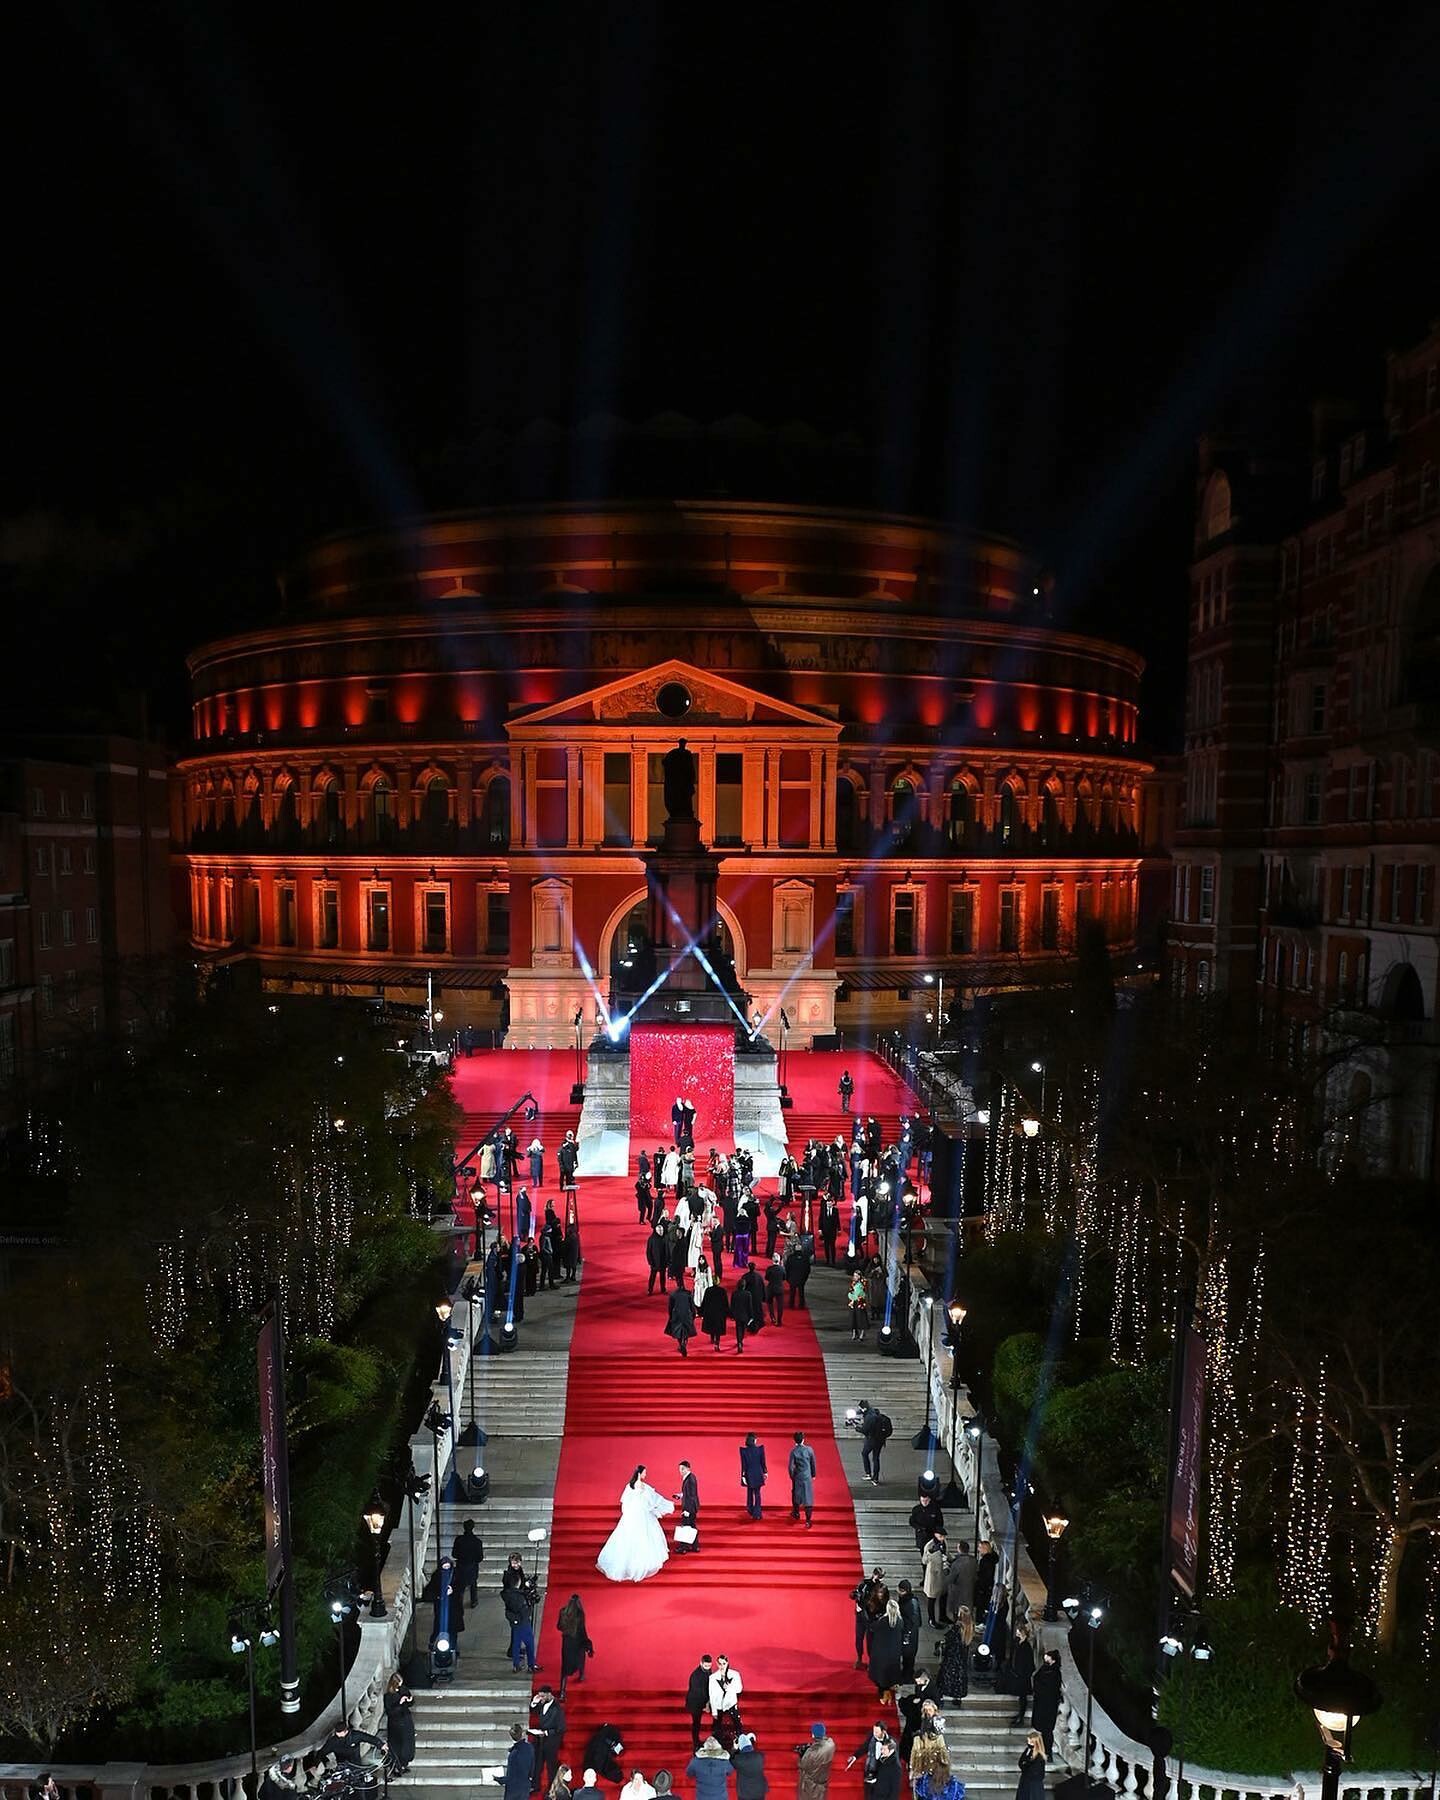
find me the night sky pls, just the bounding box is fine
[7,1,1440,746]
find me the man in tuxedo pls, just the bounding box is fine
[527,1686,566,1795]
[674,1459,701,1552]
[683,1655,713,1750]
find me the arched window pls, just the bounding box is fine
[836,778,859,853]
[997,784,1020,846]
[275,779,298,844]
[890,778,917,848]
[1040,787,1061,846]
[485,776,511,848]
[367,776,395,844]
[421,774,450,840]
[947,779,973,848]
[315,777,342,845]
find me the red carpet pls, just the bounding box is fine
[533,1051,923,1793]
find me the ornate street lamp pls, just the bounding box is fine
[1295,1620,1382,1800]
[1041,1510,1069,1621]
[939,1300,968,1508]
[362,1497,388,1619]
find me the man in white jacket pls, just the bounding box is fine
[708,1654,744,1747]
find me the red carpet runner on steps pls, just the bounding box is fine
[449,1049,929,1796]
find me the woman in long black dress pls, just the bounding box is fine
[384,1673,415,1773]
[556,1593,593,1699]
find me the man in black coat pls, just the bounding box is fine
[909,1494,945,1551]
[666,1285,697,1357]
[858,1403,890,1485]
[683,1656,713,1751]
[646,1222,670,1294]
[452,1518,484,1606]
[636,1173,654,1224]
[527,1687,566,1795]
[501,1724,534,1800]
[583,1725,625,1786]
[784,1242,810,1308]
[674,1459,701,1552]
[974,1538,999,1618]
[819,1197,841,1266]
[763,1255,786,1327]
[667,1223,688,1284]
[731,1277,755,1354]
[738,1433,767,1519]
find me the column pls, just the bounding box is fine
[699,749,717,846]
[868,763,885,833]
[742,749,765,845]
[631,747,648,845]
[810,749,825,849]
[765,749,780,849]
[566,748,581,849]
[343,765,359,831]
[456,757,473,830]
[518,749,534,848]
[580,749,604,846]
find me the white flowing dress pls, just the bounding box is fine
[596,1479,674,1583]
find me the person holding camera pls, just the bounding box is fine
[796,1725,835,1800]
[850,1567,887,1668]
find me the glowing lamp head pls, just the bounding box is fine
[434,1634,451,1654]
[1030,1060,1043,1073]
[1043,1512,1070,1540]
[528,1527,547,1544]
[230,1630,248,1655]
[976,1109,990,1126]
[363,1499,387,1537]
[1160,1634,1182,1659]
[329,1599,347,1622]
[435,1297,454,1324]
[1021,1117,1040,1138]
[947,1300,968,1329]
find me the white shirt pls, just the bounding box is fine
[709,1666,744,1714]
[621,1781,656,1800]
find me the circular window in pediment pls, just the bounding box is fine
[656,681,693,719]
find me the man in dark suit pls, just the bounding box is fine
[683,1655,713,1751]
[675,1460,701,1552]
[739,1433,767,1519]
[527,1687,566,1795]
[502,1722,534,1800]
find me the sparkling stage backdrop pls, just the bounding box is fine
[628,1022,735,1144]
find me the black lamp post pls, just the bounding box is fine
[1064,1592,1105,1797]
[938,1300,967,1508]
[403,1465,430,1665]
[910,1295,936,1451]
[1041,1511,1069,1621]
[571,1008,585,1103]
[435,1298,466,1501]
[326,1581,358,1726]
[1295,1620,1382,1800]
[965,1412,986,1549]
[1160,1611,1213,1800]
[229,1606,279,1797]
[362,1497,388,1619]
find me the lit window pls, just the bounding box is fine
[891,889,918,957]
[998,889,1020,953]
[366,887,390,952]
[318,886,340,950]
[422,887,449,955]
[949,889,975,954]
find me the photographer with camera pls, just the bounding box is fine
[795,1725,835,1800]
[850,1566,887,1669]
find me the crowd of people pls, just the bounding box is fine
[465,1113,585,1325]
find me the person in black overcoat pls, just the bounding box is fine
[740,1265,766,1334]
[700,1280,730,1350]
[1007,1624,1037,1727]
[683,1656,714,1751]
[666,1285,697,1356]
[1016,1735,1047,1800]
[1030,1649,1062,1755]
[668,1223,688,1284]
[636,1174,654,1224]
[819,1197,840,1265]
[646,1222,670,1294]
[562,1211,581,1281]
[866,1599,904,1702]
[738,1432,767,1518]
[784,1242,810,1307]
[763,1255,786,1326]
[731,1277,756,1353]
[384,1674,415,1773]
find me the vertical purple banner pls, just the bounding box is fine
[1168,1316,1206,1596]
[257,1306,292,1596]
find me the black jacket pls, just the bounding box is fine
[868,1755,900,1800]
[453,1528,483,1569]
[700,1285,730,1330]
[646,1230,669,1271]
[731,1747,768,1800]
[684,1663,712,1712]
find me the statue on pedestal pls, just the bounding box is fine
[662,739,697,821]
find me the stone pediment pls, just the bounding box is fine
[508,660,839,734]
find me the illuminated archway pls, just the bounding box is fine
[595,886,748,986]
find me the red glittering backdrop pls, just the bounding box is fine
[628,1022,734,1144]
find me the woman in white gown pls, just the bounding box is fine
[596,1464,674,1583]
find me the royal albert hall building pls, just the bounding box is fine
[175,496,1150,1045]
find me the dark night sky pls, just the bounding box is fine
[7,1,1440,747]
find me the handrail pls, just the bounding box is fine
[452,1088,539,1179]
[904,1291,1427,1800]
[0,1289,480,1800]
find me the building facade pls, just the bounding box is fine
[175,500,1151,1046]
[0,737,172,1113]
[1169,318,1440,1177]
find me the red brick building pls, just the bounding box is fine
[175,499,1153,1045]
[1169,318,1440,1176]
